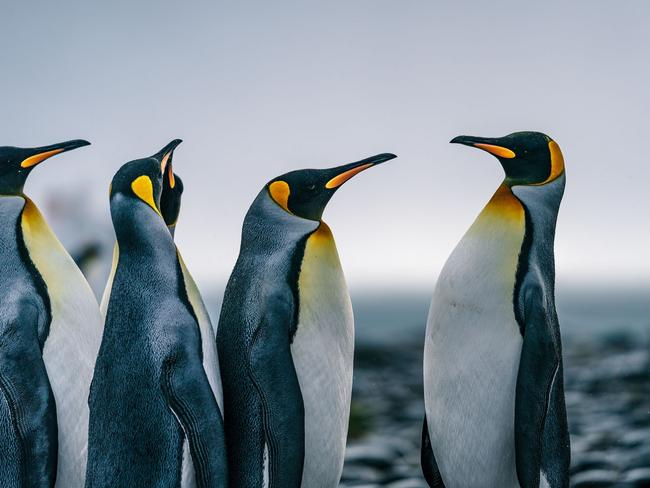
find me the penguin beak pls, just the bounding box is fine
[324,153,397,189]
[450,135,516,159]
[19,139,91,168]
[153,139,182,176]
[166,160,176,189]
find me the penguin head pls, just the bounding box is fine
[109,139,182,219]
[451,132,564,186]
[266,153,397,221]
[160,153,184,234]
[0,139,90,194]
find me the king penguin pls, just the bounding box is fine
[217,152,396,488]
[422,132,570,488]
[0,139,102,488]
[86,140,227,488]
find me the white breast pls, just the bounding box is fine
[21,198,103,488]
[424,186,525,488]
[291,223,353,488]
[179,252,225,488]
[177,253,223,412]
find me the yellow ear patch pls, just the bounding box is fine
[546,140,565,182]
[269,180,291,212]
[20,148,65,168]
[474,143,516,159]
[531,140,565,186]
[131,175,161,216]
[325,163,374,189]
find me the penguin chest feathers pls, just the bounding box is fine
[291,222,353,487]
[424,185,526,487]
[20,197,102,487]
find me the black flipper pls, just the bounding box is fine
[249,292,304,488]
[162,345,228,488]
[421,415,446,488]
[0,302,57,488]
[515,285,570,488]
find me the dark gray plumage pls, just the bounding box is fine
[86,143,226,488]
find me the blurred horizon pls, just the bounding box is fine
[2,0,650,294]
[2,3,649,485]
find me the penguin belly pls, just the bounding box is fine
[291,223,353,488]
[177,253,224,488]
[21,198,103,487]
[424,189,525,488]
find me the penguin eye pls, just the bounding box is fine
[307,184,316,191]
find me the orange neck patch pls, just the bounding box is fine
[483,183,525,221]
[312,221,334,241]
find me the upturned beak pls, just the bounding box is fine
[20,139,91,168]
[152,139,182,177]
[324,153,397,189]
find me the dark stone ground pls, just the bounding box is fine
[342,332,650,488]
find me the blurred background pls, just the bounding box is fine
[2,1,649,486]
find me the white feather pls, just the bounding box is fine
[98,243,118,318]
[290,223,353,488]
[423,189,525,488]
[177,253,224,414]
[21,198,103,488]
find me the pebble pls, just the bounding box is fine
[571,469,619,487]
[623,467,650,484]
[385,479,428,488]
[345,444,397,470]
[341,465,384,484]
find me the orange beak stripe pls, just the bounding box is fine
[474,143,516,159]
[325,163,374,189]
[20,148,65,168]
[160,152,172,175]
[168,165,176,189]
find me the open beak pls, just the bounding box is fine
[20,139,91,168]
[325,153,397,189]
[153,139,182,177]
[450,135,516,159]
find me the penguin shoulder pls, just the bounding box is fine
[153,295,198,333]
[247,285,296,370]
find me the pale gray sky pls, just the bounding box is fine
[2,0,649,291]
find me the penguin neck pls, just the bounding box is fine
[511,174,566,285]
[110,194,177,263]
[0,171,27,195]
[511,174,565,245]
[240,190,320,255]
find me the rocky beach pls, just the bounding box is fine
[342,330,650,487]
